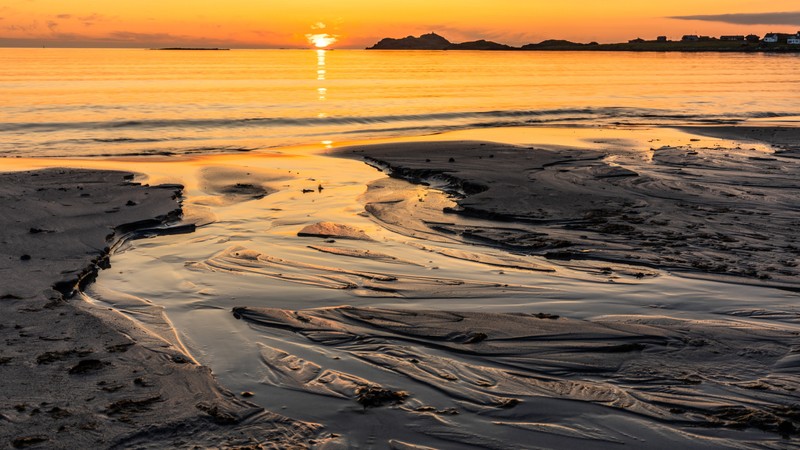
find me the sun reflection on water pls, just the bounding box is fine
[316,49,332,148]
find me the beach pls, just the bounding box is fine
[0,169,320,448]
[1,124,799,448]
[1,48,799,448]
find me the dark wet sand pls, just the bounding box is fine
[336,131,800,290]
[234,305,800,444]
[0,169,319,449]
[182,128,800,447]
[3,125,800,449]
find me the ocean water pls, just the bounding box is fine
[1,48,799,157]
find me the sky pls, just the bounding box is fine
[0,1,799,48]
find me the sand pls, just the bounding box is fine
[232,305,800,448]
[336,135,800,289]
[3,125,800,449]
[0,169,319,449]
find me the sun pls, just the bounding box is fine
[307,33,337,48]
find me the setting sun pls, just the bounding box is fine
[306,33,337,48]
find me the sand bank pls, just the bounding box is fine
[335,134,800,289]
[0,169,319,448]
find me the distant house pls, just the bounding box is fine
[628,38,645,44]
[681,35,699,42]
[720,35,745,41]
[763,34,779,43]
[746,34,760,43]
[656,36,668,42]
[789,35,800,45]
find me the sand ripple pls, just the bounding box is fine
[233,305,800,448]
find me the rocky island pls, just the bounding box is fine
[368,32,800,52]
[368,33,513,50]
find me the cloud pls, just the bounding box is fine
[46,20,58,32]
[79,13,103,22]
[670,11,800,26]
[4,21,38,32]
[106,30,189,42]
[56,14,71,19]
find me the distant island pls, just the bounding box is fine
[368,32,800,52]
[150,48,230,51]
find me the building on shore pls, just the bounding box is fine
[656,36,668,42]
[763,34,779,43]
[746,34,760,43]
[720,35,745,41]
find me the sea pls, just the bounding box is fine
[1,48,799,158]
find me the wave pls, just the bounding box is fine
[0,107,794,134]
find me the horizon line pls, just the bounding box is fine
[3,29,800,50]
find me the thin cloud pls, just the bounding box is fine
[670,11,800,26]
[4,21,38,32]
[79,13,103,22]
[46,20,58,32]
[107,30,189,42]
[56,14,72,19]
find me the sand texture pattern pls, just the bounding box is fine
[0,169,319,449]
[338,137,800,289]
[234,305,800,448]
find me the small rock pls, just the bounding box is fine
[11,436,48,448]
[463,332,488,344]
[355,386,408,409]
[68,359,105,375]
[533,313,560,320]
[298,222,373,241]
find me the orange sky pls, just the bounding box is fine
[0,1,798,48]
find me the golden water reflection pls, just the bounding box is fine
[316,49,333,148]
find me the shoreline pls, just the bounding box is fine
[2,124,800,448]
[367,32,800,53]
[334,126,800,290]
[0,169,320,448]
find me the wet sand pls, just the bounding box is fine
[337,133,800,289]
[0,169,319,449]
[2,125,800,448]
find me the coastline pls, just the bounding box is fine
[335,127,800,290]
[367,32,800,53]
[0,169,320,448]
[2,124,800,448]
